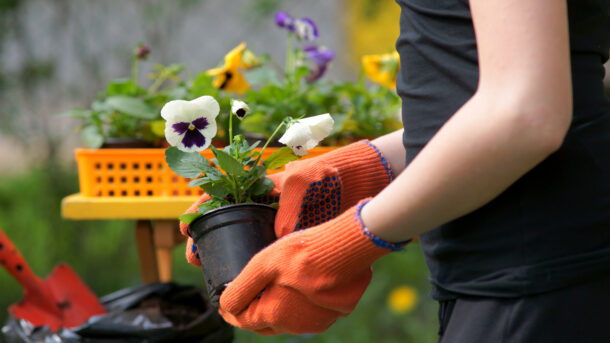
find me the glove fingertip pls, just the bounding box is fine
[179,221,189,236]
[186,240,202,267]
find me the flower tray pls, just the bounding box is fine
[75,147,336,197]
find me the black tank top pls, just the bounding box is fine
[395,0,610,300]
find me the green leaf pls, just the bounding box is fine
[264,147,299,170]
[201,182,230,199]
[179,213,201,225]
[165,147,215,178]
[197,200,219,215]
[106,79,135,96]
[247,164,267,179]
[293,65,311,83]
[249,176,274,197]
[190,72,217,97]
[244,67,279,86]
[211,146,246,177]
[188,177,210,188]
[80,125,104,148]
[106,96,158,119]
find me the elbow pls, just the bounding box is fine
[517,101,572,155]
[479,86,573,157]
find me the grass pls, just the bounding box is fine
[0,165,438,342]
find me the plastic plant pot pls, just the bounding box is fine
[189,203,277,307]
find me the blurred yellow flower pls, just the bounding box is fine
[362,50,400,89]
[207,42,250,94]
[387,285,418,314]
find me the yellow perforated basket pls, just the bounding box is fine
[75,147,336,197]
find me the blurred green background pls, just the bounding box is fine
[0,0,440,341]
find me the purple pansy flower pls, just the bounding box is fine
[294,17,318,41]
[274,12,318,41]
[275,12,295,31]
[304,45,334,82]
[161,95,220,152]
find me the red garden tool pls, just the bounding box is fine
[0,228,107,332]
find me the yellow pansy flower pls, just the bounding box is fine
[362,50,400,89]
[207,42,250,94]
[387,285,418,314]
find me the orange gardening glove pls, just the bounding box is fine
[218,198,410,335]
[274,140,393,237]
[179,173,282,266]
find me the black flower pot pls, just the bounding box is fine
[189,203,277,307]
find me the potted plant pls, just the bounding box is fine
[62,44,191,149]
[162,95,334,306]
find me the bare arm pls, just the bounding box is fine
[371,129,405,178]
[362,0,572,242]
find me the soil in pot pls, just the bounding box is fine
[189,203,277,307]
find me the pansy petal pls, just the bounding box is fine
[295,17,318,41]
[275,12,295,31]
[225,42,247,70]
[191,95,220,120]
[231,99,250,120]
[182,129,207,149]
[161,100,189,121]
[299,113,334,141]
[165,125,186,149]
[172,121,191,135]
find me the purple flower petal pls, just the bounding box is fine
[192,117,209,130]
[172,122,190,135]
[275,12,295,31]
[304,46,334,67]
[181,129,206,149]
[295,17,318,41]
[306,65,327,83]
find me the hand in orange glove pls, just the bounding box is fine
[218,198,410,335]
[274,140,393,236]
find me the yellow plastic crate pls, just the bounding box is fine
[75,147,336,197]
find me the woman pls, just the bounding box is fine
[181,0,610,340]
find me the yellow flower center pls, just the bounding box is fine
[188,124,196,131]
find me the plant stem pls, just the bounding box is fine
[239,121,286,196]
[229,111,233,147]
[148,76,165,94]
[240,121,286,197]
[131,57,139,94]
[253,121,285,167]
[285,33,293,79]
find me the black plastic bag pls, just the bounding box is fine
[1,282,234,343]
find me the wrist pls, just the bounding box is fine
[359,198,413,246]
[303,199,408,273]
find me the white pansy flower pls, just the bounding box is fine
[231,99,250,120]
[279,113,334,156]
[161,95,220,152]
